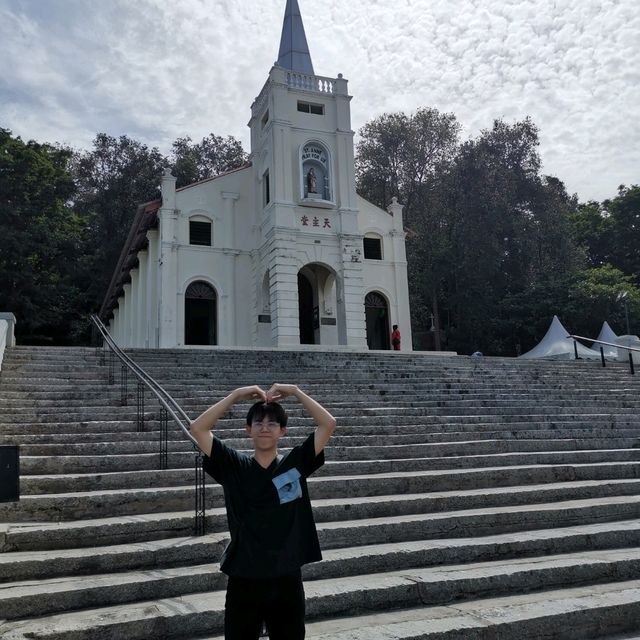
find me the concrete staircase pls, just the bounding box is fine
[1,345,640,639]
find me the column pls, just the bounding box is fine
[112,309,120,342]
[137,250,148,348]
[269,256,300,346]
[387,197,412,350]
[158,169,178,348]
[146,229,159,348]
[130,269,140,348]
[122,284,132,348]
[222,192,240,345]
[338,234,367,347]
[116,296,125,345]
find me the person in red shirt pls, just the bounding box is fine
[391,325,401,350]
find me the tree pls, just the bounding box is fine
[70,134,167,315]
[566,264,640,338]
[356,112,585,355]
[0,128,84,343]
[171,134,248,188]
[355,108,461,347]
[604,185,640,284]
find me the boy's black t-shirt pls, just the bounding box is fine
[203,432,324,579]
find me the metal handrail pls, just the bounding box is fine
[568,333,638,375]
[568,335,640,354]
[90,314,207,535]
[91,315,197,445]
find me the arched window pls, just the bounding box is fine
[189,216,213,246]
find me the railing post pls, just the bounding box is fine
[630,353,636,375]
[600,346,606,368]
[195,451,206,536]
[136,381,145,432]
[120,364,128,406]
[160,406,168,470]
[108,351,115,385]
[573,340,579,360]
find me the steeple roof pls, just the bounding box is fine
[277,0,315,75]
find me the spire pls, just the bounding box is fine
[277,0,315,75]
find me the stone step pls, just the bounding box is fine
[2,554,640,638]
[5,474,640,522]
[17,448,640,476]
[16,460,640,494]
[4,494,640,552]
[4,416,640,439]
[4,407,640,424]
[2,518,638,583]
[7,427,640,448]
[14,437,640,459]
[5,398,640,415]
[298,580,640,639]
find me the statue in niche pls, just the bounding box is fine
[306,167,317,194]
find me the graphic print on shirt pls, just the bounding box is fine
[272,468,302,504]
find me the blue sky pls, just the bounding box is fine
[1,0,638,202]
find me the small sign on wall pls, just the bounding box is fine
[258,315,272,323]
[321,317,336,325]
[299,215,332,229]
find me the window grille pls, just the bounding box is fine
[189,221,212,246]
[363,237,383,260]
[297,101,324,115]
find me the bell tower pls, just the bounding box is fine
[248,0,366,348]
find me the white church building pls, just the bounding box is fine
[100,0,412,351]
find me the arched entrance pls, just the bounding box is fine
[298,272,315,344]
[365,291,390,350]
[185,281,217,345]
[297,263,339,345]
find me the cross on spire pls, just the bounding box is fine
[277,0,315,75]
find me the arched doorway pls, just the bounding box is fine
[365,291,390,350]
[298,272,315,344]
[185,281,217,345]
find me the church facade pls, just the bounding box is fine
[100,0,412,351]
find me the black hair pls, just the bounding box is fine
[392,325,398,330]
[246,401,288,427]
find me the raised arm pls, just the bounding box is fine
[267,384,336,455]
[190,386,266,456]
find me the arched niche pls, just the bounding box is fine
[300,141,332,202]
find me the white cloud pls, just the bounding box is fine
[0,0,637,201]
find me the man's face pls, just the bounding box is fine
[246,418,286,450]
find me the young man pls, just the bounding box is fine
[190,383,336,640]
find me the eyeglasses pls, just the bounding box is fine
[251,421,281,430]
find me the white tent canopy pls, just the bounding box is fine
[519,316,601,360]
[595,321,619,359]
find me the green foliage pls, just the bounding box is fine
[566,265,640,337]
[0,128,84,343]
[70,134,166,314]
[171,134,247,188]
[356,114,591,356]
[355,108,461,347]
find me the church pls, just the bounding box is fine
[100,0,412,351]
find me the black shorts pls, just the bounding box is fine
[224,570,305,640]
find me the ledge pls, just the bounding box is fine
[298,197,335,209]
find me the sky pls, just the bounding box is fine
[0,0,638,203]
